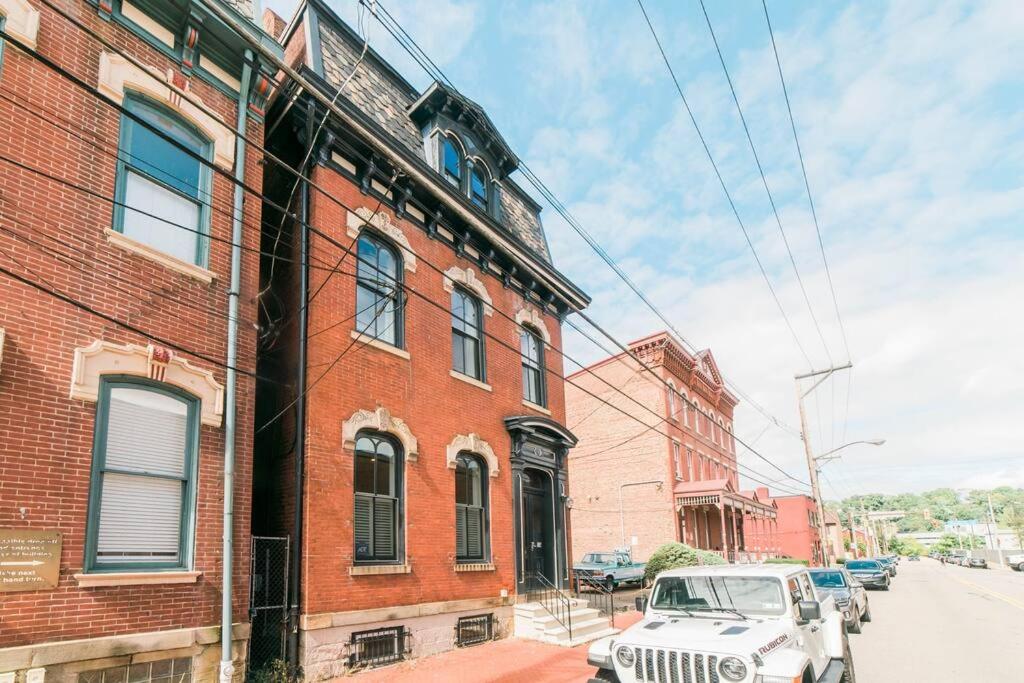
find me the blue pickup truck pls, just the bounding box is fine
[572,551,646,591]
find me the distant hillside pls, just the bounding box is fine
[826,487,1024,533]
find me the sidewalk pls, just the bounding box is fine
[334,611,642,683]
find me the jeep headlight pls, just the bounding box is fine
[615,646,635,668]
[719,656,747,681]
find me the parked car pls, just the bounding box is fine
[587,564,855,683]
[908,555,921,561]
[809,567,872,634]
[875,556,897,576]
[573,551,646,591]
[1007,553,1024,571]
[845,559,890,590]
[968,556,988,569]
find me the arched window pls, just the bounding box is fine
[354,432,402,563]
[455,453,489,562]
[667,381,677,420]
[114,93,212,266]
[85,377,199,571]
[681,391,689,425]
[356,232,402,347]
[470,162,490,211]
[451,288,484,380]
[520,326,545,407]
[442,136,463,188]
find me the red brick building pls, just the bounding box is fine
[566,332,778,564]
[746,490,824,565]
[0,0,279,680]
[255,2,589,678]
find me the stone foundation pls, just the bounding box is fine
[0,623,249,683]
[299,598,514,681]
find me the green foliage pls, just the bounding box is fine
[888,536,925,556]
[248,660,296,683]
[1000,505,1024,548]
[931,533,985,553]
[765,557,810,566]
[829,487,1024,533]
[643,543,725,581]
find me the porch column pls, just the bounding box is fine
[719,501,728,559]
[730,505,739,561]
[704,508,711,549]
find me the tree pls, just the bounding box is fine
[1001,505,1024,549]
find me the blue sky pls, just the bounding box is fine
[266,0,1024,496]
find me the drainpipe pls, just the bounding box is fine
[220,49,252,683]
[285,98,315,670]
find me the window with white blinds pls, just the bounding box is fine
[354,433,402,563]
[455,453,488,562]
[87,380,197,571]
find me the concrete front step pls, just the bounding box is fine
[513,600,618,647]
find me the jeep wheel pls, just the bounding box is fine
[839,631,857,683]
[589,667,620,683]
[604,576,615,592]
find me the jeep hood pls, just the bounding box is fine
[612,614,792,657]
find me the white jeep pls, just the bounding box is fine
[587,564,855,683]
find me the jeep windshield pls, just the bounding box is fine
[650,575,786,617]
[580,554,615,564]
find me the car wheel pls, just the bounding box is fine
[848,610,862,634]
[861,601,872,623]
[839,631,857,683]
[881,580,890,591]
[604,576,615,592]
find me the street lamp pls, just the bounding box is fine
[815,439,886,463]
[813,439,885,564]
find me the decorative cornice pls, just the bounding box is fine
[445,433,499,477]
[70,340,224,426]
[442,266,493,315]
[0,0,41,51]
[346,207,417,272]
[341,406,419,461]
[515,306,550,343]
[96,52,234,170]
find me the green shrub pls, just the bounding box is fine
[643,543,726,581]
[249,660,296,683]
[765,557,810,566]
[835,557,847,564]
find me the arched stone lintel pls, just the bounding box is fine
[515,306,551,344]
[346,207,418,273]
[446,433,499,478]
[442,266,493,315]
[342,406,419,461]
[70,340,224,426]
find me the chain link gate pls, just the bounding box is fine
[247,536,289,678]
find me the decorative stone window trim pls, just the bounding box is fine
[349,563,411,576]
[342,406,418,461]
[104,228,216,283]
[449,370,492,392]
[97,52,234,170]
[515,306,551,343]
[445,433,499,477]
[346,207,417,272]
[454,562,495,572]
[70,340,224,426]
[0,0,40,51]
[74,570,201,587]
[349,329,410,360]
[442,265,493,315]
[522,399,552,416]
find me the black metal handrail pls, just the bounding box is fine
[571,571,616,629]
[525,572,574,641]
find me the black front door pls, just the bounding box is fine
[522,470,554,590]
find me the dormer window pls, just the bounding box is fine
[442,136,462,188]
[470,163,489,211]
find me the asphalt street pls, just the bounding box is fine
[849,558,1024,682]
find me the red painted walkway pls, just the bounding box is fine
[336,611,642,683]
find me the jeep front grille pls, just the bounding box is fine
[632,648,720,683]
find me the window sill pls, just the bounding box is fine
[349,330,410,360]
[455,562,495,572]
[74,570,201,587]
[104,228,214,284]
[349,563,412,576]
[522,399,551,416]
[450,370,492,392]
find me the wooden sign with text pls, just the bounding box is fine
[0,529,62,592]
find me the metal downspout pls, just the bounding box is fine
[220,49,252,683]
[285,99,315,670]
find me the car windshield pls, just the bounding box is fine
[875,558,892,565]
[846,561,881,570]
[581,554,614,564]
[810,571,846,588]
[650,575,786,616]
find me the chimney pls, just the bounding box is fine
[262,8,286,41]
[755,486,770,500]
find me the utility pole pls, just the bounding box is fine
[987,494,1004,567]
[847,510,859,559]
[795,363,852,566]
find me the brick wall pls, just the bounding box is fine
[0,2,262,647]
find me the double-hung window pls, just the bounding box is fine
[114,94,211,266]
[520,327,545,406]
[451,289,484,380]
[455,453,488,562]
[686,447,694,480]
[354,433,402,563]
[470,165,489,211]
[356,233,402,346]
[672,442,682,480]
[85,378,198,571]
[442,137,462,188]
